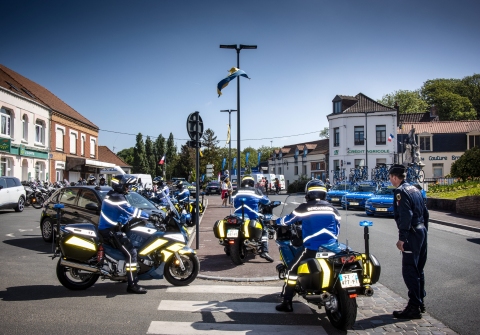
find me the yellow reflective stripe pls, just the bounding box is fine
[161,250,173,261]
[298,263,310,274]
[287,280,296,285]
[166,243,184,252]
[243,220,250,238]
[65,236,96,251]
[318,259,331,288]
[362,254,373,284]
[219,220,225,238]
[255,222,262,229]
[139,239,168,255]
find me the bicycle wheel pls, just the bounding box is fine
[417,169,425,183]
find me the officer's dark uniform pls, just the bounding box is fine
[392,166,429,317]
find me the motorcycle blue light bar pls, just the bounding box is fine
[359,220,373,227]
[239,198,247,202]
[53,204,65,209]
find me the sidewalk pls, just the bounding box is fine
[428,209,480,233]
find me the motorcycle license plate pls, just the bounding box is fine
[376,208,388,212]
[349,202,359,206]
[227,229,239,238]
[331,198,339,201]
[339,273,360,288]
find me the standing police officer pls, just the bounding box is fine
[389,164,429,319]
[274,179,341,312]
[98,174,149,294]
[233,176,274,262]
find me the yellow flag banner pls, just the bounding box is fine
[226,124,231,145]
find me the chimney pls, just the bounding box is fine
[430,104,438,117]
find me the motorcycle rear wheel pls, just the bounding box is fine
[230,240,246,265]
[164,253,199,286]
[326,286,357,331]
[56,259,99,290]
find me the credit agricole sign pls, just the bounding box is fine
[347,149,390,154]
[0,138,10,152]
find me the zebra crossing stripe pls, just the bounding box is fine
[165,285,281,295]
[147,321,327,334]
[158,300,313,314]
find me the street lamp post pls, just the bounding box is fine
[220,44,257,182]
[220,109,237,178]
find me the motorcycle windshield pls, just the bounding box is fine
[278,193,307,219]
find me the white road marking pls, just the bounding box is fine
[157,300,312,314]
[19,229,33,232]
[165,285,281,295]
[6,233,15,237]
[147,321,326,335]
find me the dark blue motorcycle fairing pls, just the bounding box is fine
[103,244,126,261]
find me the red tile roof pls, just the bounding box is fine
[0,64,98,129]
[98,146,131,167]
[399,121,480,134]
[278,139,329,158]
[343,93,396,114]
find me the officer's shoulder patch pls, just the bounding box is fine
[396,193,401,201]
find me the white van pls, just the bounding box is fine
[249,173,265,187]
[276,174,286,191]
[131,174,153,189]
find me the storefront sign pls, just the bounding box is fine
[347,149,390,154]
[0,138,10,152]
[452,155,462,161]
[10,145,48,159]
[429,156,448,161]
[55,161,66,170]
[333,150,339,155]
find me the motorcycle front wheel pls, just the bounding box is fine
[229,239,246,265]
[31,195,44,209]
[164,253,199,286]
[56,259,99,290]
[326,285,358,331]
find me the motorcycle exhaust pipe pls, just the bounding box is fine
[60,259,100,273]
[363,286,374,297]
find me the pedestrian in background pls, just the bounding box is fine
[221,177,229,207]
[389,164,429,319]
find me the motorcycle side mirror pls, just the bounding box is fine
[271,201,281,207]
[85,203,99,211]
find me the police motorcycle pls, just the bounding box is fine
[170,192,204,228]
[273,193,381,330]
[213,198,280,265]
[51,190,199,290]
[23,182,45,209]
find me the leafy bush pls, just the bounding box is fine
[450,147,480,181]
[428,179,480,193]
[287,175,311,194]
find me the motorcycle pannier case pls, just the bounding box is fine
[213,220,224,239]
[361,253,381,285]
[297,258,323,292]
[247,220,263,240]
[59,223,99,262]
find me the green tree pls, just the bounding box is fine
[461,74,480,119]
[133,133,148,173]
[421,79,477,120]
[177,143,195,181]
[165,133,177,180]
[319,127,329,139]
[378,89,428,114]
[242,146,258,173]
[144,136,156,177]
[154,134,166,177]
[116,147,134,166]
[201,128,221,176]
[450,146,480,181]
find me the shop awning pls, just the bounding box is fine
[85,159,116,168]
[100,166,126,175]
[66,157,86,170]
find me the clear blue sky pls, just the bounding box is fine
[2,0,479,153]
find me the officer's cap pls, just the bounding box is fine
[388,164,406,176]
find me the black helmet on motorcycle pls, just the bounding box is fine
[99,177,106,186]
[175,180,184,189]
[153,176,164,185]
[87,175,96,185]
[241,176,255,188]
[305,179,327,201]
[111,174,137,194]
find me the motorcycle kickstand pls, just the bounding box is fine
[174,252,186,271]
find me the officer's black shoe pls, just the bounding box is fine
[420,303,426,313]
[276,300,293,312]
[260,252,274,262]
[393,304,421,319]
[127,284,147,294]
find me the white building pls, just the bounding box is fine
[0,75,50,181]
[327,94,398,181]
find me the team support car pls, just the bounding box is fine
[326,182,353,206]
[205,181,221,195]
[0,176,26,212]
[341,181,377,210]
[183,181,197,197]
[39,185,165,242]
[365,182,427,217]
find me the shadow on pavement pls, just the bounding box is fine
[3,236,53,254]
[467,238,480,245]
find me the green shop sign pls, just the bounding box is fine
[347,149,390,154]
[10,144,48,159]
[0,138,10,152]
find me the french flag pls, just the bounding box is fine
[158,155,165,165]
[388,134,395,142]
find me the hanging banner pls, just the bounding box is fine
[245,152,250,166]
[257,151,261,166]
[221,157,226,170]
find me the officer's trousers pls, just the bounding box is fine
[281,247,317,301]
[402,227,427,307]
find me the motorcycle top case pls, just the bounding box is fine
[59,223,99,262]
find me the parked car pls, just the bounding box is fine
[326,182,353,206]
[205,181,221,195]
[341,181,377,209]
[0,176,26,212]
[39,185,165,242]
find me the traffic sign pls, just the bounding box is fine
[186,112,204,140]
